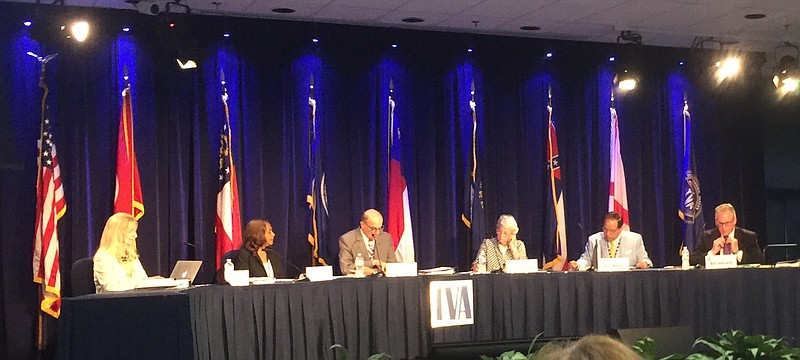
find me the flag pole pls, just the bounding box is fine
[388,79,394,188]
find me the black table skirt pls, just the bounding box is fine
[57,268,800,360]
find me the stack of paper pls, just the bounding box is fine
[418,267,456,275]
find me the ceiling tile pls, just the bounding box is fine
[434,15,514,30]
[460,0,558,18]
[549,21,616,40]
[245,0,327,15]
[377,10,452,25]
[190,0,254,13]
[312,4,391,21]
[581,1,686,28]
[328,0,405,10]
[397,0,483,15]
[520,0,629,22]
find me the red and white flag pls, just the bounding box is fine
[33,103,66,318]
[386,89,415,262]
[215,91,242,268]
[608,106,630,229]
[114,85,144,220]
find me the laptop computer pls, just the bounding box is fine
[169,260,202,284]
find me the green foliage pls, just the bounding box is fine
[479,333,544,360]
[329,344,391,360]
[632,330,800,360]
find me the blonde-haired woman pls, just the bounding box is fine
[93,212,148,293]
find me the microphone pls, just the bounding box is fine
[370,235,385,277]
[264,248,309,282]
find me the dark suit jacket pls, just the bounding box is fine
[338,228,396,274]
[232,247,286,279]
[690,227,764,266]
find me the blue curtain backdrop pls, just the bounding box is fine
[0,4,771,359]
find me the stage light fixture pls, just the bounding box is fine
[223,32,230,38]
[546,52,553,58]
[391,43,398,48]
[122,26,131,32]
[772,43,799,94]
[609,56,616,62]
[615,69,637,91]
[715,57,741,81]
[467,48,474,53]
[70,20,90,42]
[312,37,319,43]
[24,20,33,27]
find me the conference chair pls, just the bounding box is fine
[70,257,95,296]
[214,250,239,284]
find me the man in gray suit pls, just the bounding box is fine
[339,209,397,275]
[569,211,652,271]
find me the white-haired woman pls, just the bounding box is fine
[471,214,527,272]
[93,212,149,293]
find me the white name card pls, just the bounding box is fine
[228,270,250,286]
[430,280,474,328]
[705,254,738,269]
[386,262,418,277]
[305,266,334,282]
[504,259,539,274]
[597,257,630,272]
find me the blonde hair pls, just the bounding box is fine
[97,212,140,262]
[536,335,643,360]
[496,214,519,235]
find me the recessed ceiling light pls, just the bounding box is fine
[272,8,296,14]
[519,26,541,31]
[401,17,424,23]
[744,13,765,19]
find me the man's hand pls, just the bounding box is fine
[635,260,650,269]
[711,237,726,254]
[726,237,739,254]
[568,261,579,271]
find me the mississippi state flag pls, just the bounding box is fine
[386,92,415,262]
[215,91,242,268]
[608,106,630,229]
[114,86,144,220]
[544,104,568,271]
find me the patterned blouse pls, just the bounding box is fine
[473,238,528,272]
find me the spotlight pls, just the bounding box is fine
[70,21,90,42]
[715,57,741,81]
[391,43,398,48]
[467,48,473,53]
[679,60,685,66]
[312,37,319,43]
[122,26,131,32]
[772,43,799,94]
[223,32,230,38]
[546,52,553,58]
[615,69,637,91]
[176,59,197,70]
[609,56,616,62]
[24,20,32,27]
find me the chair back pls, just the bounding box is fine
[71,257,95,296]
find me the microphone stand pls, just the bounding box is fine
[266,248,308,282]
[370,235,385,277]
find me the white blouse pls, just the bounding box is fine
[93,248,148,293]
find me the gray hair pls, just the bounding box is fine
[496,214,519,235]
[715,203,736,218]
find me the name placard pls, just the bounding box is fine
[705,254,737,269]
[429,280,474,328]
[597,257,630,272]
[305,266,334,282]
[386,262,418,277]
[504,259,539,274]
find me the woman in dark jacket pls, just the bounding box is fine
[232,219,285,279]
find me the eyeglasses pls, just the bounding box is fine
[362,222,383,232]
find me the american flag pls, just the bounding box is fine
[33,108,66,318]
[215,90,242,268]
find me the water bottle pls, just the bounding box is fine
[354,253,365,277]
[224,259,234,282]
[681,246,690,270]
[477,250,487,273]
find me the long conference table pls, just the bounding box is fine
[57,267,800,360]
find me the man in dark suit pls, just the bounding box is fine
[338,209,397,275]
[691,203,764,266]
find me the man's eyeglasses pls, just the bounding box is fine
[362,222,383,232]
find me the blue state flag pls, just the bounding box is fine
[678,100,705,251]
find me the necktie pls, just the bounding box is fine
[368,239,375,259]
[723,235,731,255]
[609,239,618,258]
